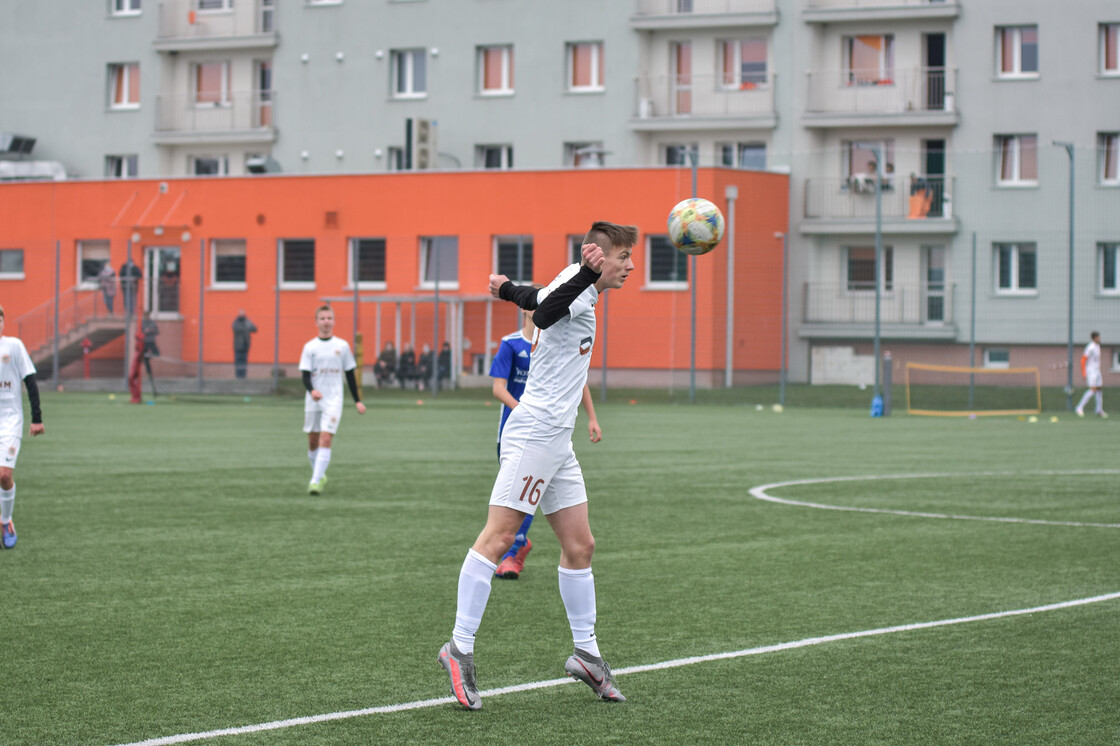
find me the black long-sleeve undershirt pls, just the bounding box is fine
[302,369,361,403]
[498,265,602,331]
[23,374,42,424]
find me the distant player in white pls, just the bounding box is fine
[1075,331,1106,418]
[0,305,46,549]
[299,305,365,494]
[439,221,637,710]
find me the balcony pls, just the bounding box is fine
[803,0,961,24]
[802,281,957,339]
[153,91,277,144]
[155,0,278,52]
[631,73,777,131]
[803,68,959,127]
[802,176,958,235]
[631,0,777,29]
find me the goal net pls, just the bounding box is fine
[905,362,1041,417]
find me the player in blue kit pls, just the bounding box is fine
[490,303,602,580]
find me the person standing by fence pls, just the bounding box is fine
[98,263,117,315]
[232,310,257,379]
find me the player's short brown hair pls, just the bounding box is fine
[0,305,5,320]
[315,304,333,317]
[584,221,638,253]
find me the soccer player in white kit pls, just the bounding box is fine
[1075,331,1106,418]
[439,221,637,710]
[0,306,46,549]
[299,305,365,494]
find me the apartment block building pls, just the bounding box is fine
[2,0,1117,385]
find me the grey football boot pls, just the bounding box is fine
[564,648,626,702]
[438,641,482,710]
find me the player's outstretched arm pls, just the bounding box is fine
[532,264,601,330]
[494,276,541,311]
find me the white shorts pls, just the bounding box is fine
[0,433,22,469]
[1086,370,1103,388]
[303,400,343,434]
[489,407,587,516]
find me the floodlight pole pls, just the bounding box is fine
[872,145,883,401]
[777,232,788,407]
[724,185,738,389]
[1054,141,1075,411]
[688,148,698,404]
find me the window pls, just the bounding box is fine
[567,42,604,92]
[665,143,698,166]
[112,0,141,15]
[720,143,766,170]
[495,236,533,283]
[109,63,140,109]
[479,45,514,95]
[569,235,586,265]
[565,142,606,167]
[349,238,387,289]
[256,60,273,126]
[996,135,1038,185]
[995,243,1037,293]
[261,0,274,32]
[105,155,138,178]
[392,49,427,98]
[195,61,230,105]
[997,26,1039,77]
[984,349,1011,369]
[476,145,513,169]
[1099,133,1119,185]
[846,247,893,292]
[211,239,246,287]
[420,237,458,289]
[1103,24,1120,75]
[281,239,315,286]
[198,0,232,10]
[1100,243,1119,294]
[386,147,405,171]
[845,140,894,190]
[647,235,688,288]
[190,155,229,175]
[721,39,768,89]
[1113,349,1120,372]
[78,240,111,287]
[845,35,894,85]
[0,250,25,279]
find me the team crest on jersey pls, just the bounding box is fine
[0,355,8,364]
[334,350,341,356]
[579,336,593,356]
[7,446,14,456]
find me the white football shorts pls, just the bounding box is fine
[303,398,344,434]
[0,433,22,469]
[489,406,587,516]
[1086,370,1103,388]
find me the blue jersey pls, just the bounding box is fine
[489,330,533,440]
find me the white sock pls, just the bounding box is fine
[0,486,13,524]
[311,448,331,484]
[452,549,497,654]
[558,565,600,658]
[1095,391,1104,413]
[1077,390,1093,411]
[308,449,318,469]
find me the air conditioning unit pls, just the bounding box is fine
[406,118,438,170]
[0,133,36,156]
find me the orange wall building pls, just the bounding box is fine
[0,168,789,386]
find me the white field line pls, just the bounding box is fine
[748,470,1120,528]
[116,591,1120,746]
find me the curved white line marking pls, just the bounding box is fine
[749,470,1120,528]
[116,590,1120,746]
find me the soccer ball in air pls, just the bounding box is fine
[667,198,725,255]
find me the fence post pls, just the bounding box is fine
[882,351,892,416]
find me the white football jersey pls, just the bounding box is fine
[518,263,599,429]
[1083,341,1101,375]
[0,336,35,424]
[299,335,356,408]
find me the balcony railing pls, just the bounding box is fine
[635,73,775,119]
[155,91,274,133]
[157,0,275,40]
[804,176,954,221]
[806,0,952,8]
[804,281,955,325]
[806,67,956,115]
[635,0,776,14]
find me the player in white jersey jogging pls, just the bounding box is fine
[0,306,46,549]
[439,220,637,710]
[299,305,365,494]
[1075,331,1106,418]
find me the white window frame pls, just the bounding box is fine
[111,0,141,16]
[996,26,1039,79]
[106,154,139,178]
[569,234,586,265]
[1102,24,1120,75]
[210,239,247,289]
[983,349,1011,369]
[392,49,427,99]
[844,34,894,86]
[189,155,229,176]
[994,243,1038,295]
[348,237,388,291]
[566,41,605,93]
[419,236,459,290]
[646,235,689,290]
[197,0,233,12]
[0,249,26,281]
[493,235,534,283]
[995,134,1038,186]
[109,63,140,110]
[719,142,766,170]
[1100,243,1120,295]
[77,240,112,289]
[476,144,513,169]
[845,246,894,293]
[280,238,316,289]
[194,61,231,107]
[478,45,514,96]
[1099,132,1119,185]
[664,143,698,167]
[720,38,769,90]
[307,0,342,5]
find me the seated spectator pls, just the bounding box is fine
[437,341,452,385]
[374,341,397,388]
[396,344,417,389]
[417,343,433,391]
